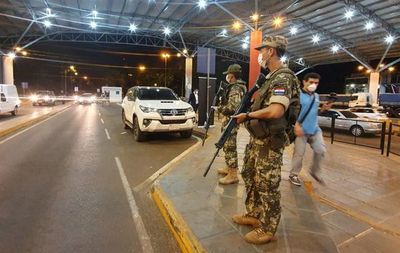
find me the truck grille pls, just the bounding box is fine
[158,109,187,116]
[159,119,187,125]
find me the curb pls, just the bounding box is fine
[0,104,72,138]
[303,180,400,238]
[151,184,206,253]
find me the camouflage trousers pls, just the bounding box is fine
[241,137,284,235]
[222,118,238,169]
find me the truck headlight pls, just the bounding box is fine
[139,105,158,113]
[186,107,194,113]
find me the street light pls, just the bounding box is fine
[139,65,146,71]
[162,53,170,87]
[64,66,77,95]
[388,67,395,72]
[83,76,88,80]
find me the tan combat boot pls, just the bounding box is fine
[218,168,239,185]
[232,214,261,228]
[217,167,229,175]
[244,228,277,245]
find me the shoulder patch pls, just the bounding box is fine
[273,87,287,95]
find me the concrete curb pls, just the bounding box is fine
[0,104,72,138]
[303,180,400,238]
[151,184,206,253]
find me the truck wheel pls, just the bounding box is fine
[180,130,193,138]
[11,106,18,116]
[121,110,130,129]
[133,117,145,142]
[350,125,364,137]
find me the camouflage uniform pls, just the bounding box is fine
[242,36,299,237]
[219,79,246,168]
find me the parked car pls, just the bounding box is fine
[0,84,20,116]
[78,93,96,104]
[347,107,388,121]
[122,86,196,141]
[318,109,382,137]
[31,90,56,106]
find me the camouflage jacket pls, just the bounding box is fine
[219,80,247,117]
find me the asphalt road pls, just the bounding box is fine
[0,100,63,123]
[0,103,197,253]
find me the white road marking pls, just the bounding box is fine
[114,157,154,253]
[104,128,111,140]
[0,107,71,145]
[100,118,104,124]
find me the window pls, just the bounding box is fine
[116,91,120,95]
[1,93,6,102]
[340,111,358,118]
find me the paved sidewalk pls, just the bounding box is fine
[153,125,338,253]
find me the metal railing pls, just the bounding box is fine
[321,117,386,154]
[386,123,400,157]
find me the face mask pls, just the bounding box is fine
[257,54,267,68]
[307,84,317,92]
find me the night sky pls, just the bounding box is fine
[13,41,399,96]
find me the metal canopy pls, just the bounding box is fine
[0,0,399,66]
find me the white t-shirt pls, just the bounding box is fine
[194,93,199,104]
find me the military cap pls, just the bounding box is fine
[255,35,288,51]
[223,64,242,75]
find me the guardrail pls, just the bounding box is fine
[321,117,386,154]
[386,123,400,157]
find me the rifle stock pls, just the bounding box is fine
[203,73,266,177]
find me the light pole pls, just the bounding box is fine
[64,65,77,95]
[162,53,170,87]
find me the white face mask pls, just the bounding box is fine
[307,84,317,92]
[257,53,267,68]
[225,75,231,83]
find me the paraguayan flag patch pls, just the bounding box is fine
[273,88,286,95]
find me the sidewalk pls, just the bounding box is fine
[152,123,338,253]
[0,102,72,138]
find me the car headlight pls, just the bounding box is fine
[139,105,158,113]
[186,107,194,113]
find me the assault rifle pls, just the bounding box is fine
[202,81,227,146]
[203,73,266,177]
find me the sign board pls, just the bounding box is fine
[74,86,79,92]
[196,47,216,75]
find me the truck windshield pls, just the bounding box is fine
[138,88,178,100]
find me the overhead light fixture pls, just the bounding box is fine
[163,26,171,36]
[272,16,283,28]
[364,21,374,31]
[45,8,55,17]
[388,67,395,72]
[358,65,364,71]
[197,0,207,10]
[43,20,52,28]
[242,43,248,49]
[232,21,241,31]
[90,21,97,29]
[280,55,288,63]
[312,34,320,44]
[92,10,98,18]
[379,63,385,68]
[251,13,259,21]
[15,47,22,52]
[220,29,228,36]
[129,23,137,32]
[177,53,182,57]
[7,52,16,59]
[331,44,340,53]
[183,48,188,54]
[139,65,146,71]
[366,69,371,74]
[344,9,354,20]
[385,34,395,44]
[21,51,28,56]
[289,26,298,35]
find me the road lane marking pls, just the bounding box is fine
[101,118,104,124]
[104,128,111,140]
[115,157,154,253]
[0,107,71,145]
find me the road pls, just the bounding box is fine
[0,100,61,123]
[0,103,197,253]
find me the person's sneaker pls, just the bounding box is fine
[289,174,301,186]
[232,214,261,227]
[244,228,277,245]
[310,173,326,185]
[217,167,229,175]
[219,168,239,185]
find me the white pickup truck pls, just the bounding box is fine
[122,86,196,141]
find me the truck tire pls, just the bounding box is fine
[121,110,130,129]
[11,106,18,116]
[180,129,193,138]
[350,125,364,137]
[133,117,145,142]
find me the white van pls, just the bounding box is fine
[0,84,20,116]
[101,86,122,103]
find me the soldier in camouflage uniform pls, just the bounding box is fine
[232,35,300,244]
[217,64,247,185]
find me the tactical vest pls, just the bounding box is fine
[245,67,300,141]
